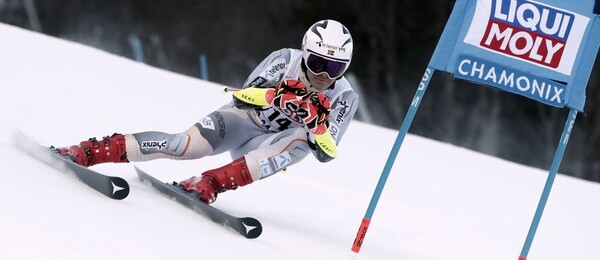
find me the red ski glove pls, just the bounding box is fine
[298,92,331,134]
[268,79,312,111]
[232,80,308,110]
[268,80,331,133]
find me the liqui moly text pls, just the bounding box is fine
[481,0,573,68]
[463,0,589,76]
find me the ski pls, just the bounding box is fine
[135,166,262,239]
[16,132,130,200]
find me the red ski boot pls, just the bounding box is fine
[178,157,253,204]
[54,133,128,167]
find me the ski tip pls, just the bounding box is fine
[134,166,148,180]
[240,217,262,239]
[110,177,130,200]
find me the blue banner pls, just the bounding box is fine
[431,0,600,111]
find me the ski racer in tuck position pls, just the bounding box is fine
[55,19,359,204]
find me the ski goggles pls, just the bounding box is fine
[305,53,349,79]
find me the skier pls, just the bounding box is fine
[54,19,359,204]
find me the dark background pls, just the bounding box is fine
[2,0,599,182]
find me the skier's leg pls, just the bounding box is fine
[179,127,311,203]
[126,104,265,161]
[178,156,253,204]
[124,126,212,162]
[55,103,265,167]
[234,127,312,181]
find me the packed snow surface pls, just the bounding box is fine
[1,23,599,259]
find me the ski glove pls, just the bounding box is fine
[233,80,331,131]
[298,92,330,134]
[233,79,308,109]
[232,80,336,161]
[269,79,311,110]
[269,80,331,134]
[271,80,335,161]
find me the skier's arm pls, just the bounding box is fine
[324,90,359,145]
[305,89,358,163]
[232,49,293,110]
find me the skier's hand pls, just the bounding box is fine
[304,94,336,162]
[235,79,330,133]
[270,80,330,132]
[268,79,312,110]
[274,79,309,97]
[310,128,336,162]
[299,92,331,135]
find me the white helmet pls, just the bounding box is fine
[301,20,353,80]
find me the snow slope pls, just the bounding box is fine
[1,23,599,260]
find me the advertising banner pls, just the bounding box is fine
[431,0,600,111]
